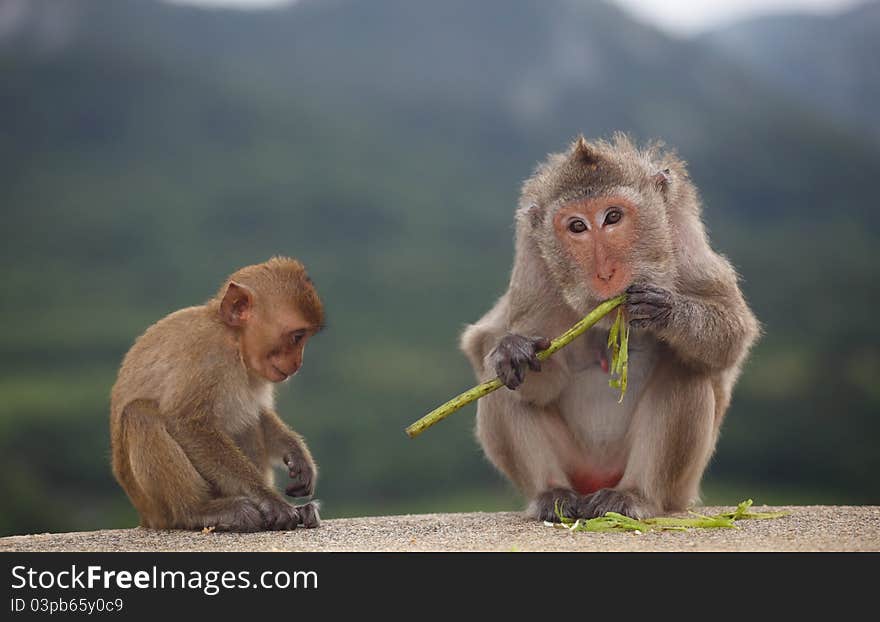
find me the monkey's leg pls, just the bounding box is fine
[583,362,717,519]
[119,401,265,531]
[165,413,302,530]
[119,400,211,528]
[476,390,583,522]
[234,421,273,487]
[179,497,265,532]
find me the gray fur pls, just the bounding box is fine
[461,134,759,520]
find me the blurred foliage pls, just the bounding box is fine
[0,0,877,536]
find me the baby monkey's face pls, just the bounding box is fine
[241,305,317,384]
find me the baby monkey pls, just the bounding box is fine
[111,257,323,531]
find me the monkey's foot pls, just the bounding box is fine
[527,488,584,522]
[296,501,321,528]
[189,497,265,533]
[578,488,656,520]
[257,498,303,530]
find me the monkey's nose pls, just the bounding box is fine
[597,267,616,282]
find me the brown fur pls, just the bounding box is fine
[461,134,759,520]
[216,256,324,329]
[110,257,322,531]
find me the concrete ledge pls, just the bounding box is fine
[2,506,878,552]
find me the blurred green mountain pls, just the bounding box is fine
[0,0,877,536]
[701,0,880,138]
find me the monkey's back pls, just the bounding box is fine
[110,305,234,423]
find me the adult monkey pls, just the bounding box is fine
[111,257,323,531]
[461,134,759,521]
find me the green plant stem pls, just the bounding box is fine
[405,294,627,438]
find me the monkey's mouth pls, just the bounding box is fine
[271,365,290,381]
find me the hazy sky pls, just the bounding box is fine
[613,0,864,34]
[168,0,865,35]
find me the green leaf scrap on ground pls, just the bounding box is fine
[550,499,789,533]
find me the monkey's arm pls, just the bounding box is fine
[630,213,761,372]
[461,295,570,406]
[260,410,316,497]
[166,413,285,503]
[627,278,759,372]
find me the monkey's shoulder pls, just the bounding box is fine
[113,305,244,416]
[146,304,217,338]
[125,305,213,350]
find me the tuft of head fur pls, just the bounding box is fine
[517,132,695,218]
[214,256,325,329]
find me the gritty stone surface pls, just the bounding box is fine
[1,506,878,552]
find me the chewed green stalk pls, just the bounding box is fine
[406,294,627,438]
[607,307,630,403]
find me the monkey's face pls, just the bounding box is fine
[217,259,324,384]
[240,305,315,384]
[552,195,637,300]
[523,134,678,314]
[535,187,673,313]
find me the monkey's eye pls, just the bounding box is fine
[291,332,305,345]
[568,218,588,234]
[604,208,623,226]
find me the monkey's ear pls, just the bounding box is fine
[651,168,671,192]
[526,203,544,227]
[572,135,599,166]
[220,282,254,327]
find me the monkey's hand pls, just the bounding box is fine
[257,496,302,531]
[625,285,673,330]
[490,334,552,390]
[283,451,316,498]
